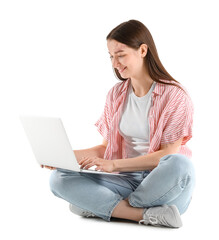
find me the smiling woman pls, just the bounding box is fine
[48,19,195,228]
[107,39,152,96]
[106,20,186,93]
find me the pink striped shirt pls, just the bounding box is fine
[95,79,194,160]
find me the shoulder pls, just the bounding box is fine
[162,81,194,113]
[154,80,194,115]
[106,79,129,100]
[158,80,192,102]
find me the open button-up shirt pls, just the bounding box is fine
[95,79,194,160]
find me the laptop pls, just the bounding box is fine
[20,115,126,176]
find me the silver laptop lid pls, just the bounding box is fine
[20,116,80,171]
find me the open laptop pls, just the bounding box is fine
[20,115,126,176]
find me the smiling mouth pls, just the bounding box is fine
[118,67,127,73]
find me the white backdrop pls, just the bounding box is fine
[0,0,218,239]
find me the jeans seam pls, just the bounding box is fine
[84,174,133,191]
[129,176,191,207]
[150,176,191,205]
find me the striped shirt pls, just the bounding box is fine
[95,78,194,160]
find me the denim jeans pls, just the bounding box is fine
[49,154,195,222]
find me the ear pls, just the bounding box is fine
[140,44,148,58]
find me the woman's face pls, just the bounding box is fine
[107,39,147,79]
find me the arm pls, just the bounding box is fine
[113,138,183,172]
[74,139,108,163]
[79,138,183,172]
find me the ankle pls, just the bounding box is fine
[138,208,145,222]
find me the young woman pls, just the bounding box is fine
[45,20,195,228]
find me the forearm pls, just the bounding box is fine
[113,149,170,172]
[74,145,106,163]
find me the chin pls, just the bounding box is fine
[120,75,129,80]
[120,72,130,79]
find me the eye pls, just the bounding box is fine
[109,55,125,60]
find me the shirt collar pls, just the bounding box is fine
[153,81,165,96]
[121,78,165,96]
[120,78,131,94]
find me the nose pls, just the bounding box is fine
[111,57,120,69]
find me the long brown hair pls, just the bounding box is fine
[106,19,185,92]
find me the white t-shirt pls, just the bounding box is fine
[119,81,156,158]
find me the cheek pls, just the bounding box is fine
[119,58,127,66]
[122,57,134,68]
[132,57,144,70]
[126,58,138,71]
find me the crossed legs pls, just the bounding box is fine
[50,154,195,222]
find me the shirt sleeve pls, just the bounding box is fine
[94,88,113,142]
[161,91,194,145]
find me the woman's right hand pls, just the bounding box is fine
[41,165,56,170]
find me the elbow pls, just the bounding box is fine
[166,148,180,155]
[161,145,181,156]
[151,148,179,170]
[151,160,159,170]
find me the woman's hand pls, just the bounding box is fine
[79,157,115,173]
[41,165,56,170]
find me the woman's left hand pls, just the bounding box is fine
[79,157,115,173]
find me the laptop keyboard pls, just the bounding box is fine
[79,165,100,172]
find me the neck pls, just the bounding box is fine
[130,70,154,97]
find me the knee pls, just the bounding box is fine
[159,154,195,178]
[49,170,64,196]
[49,170,80,196]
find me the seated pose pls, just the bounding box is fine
[45,19,195,228]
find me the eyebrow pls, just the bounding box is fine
[108,50,125,55]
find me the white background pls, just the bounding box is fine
[0,0,218,239]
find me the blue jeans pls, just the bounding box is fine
[49,154,195,222]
